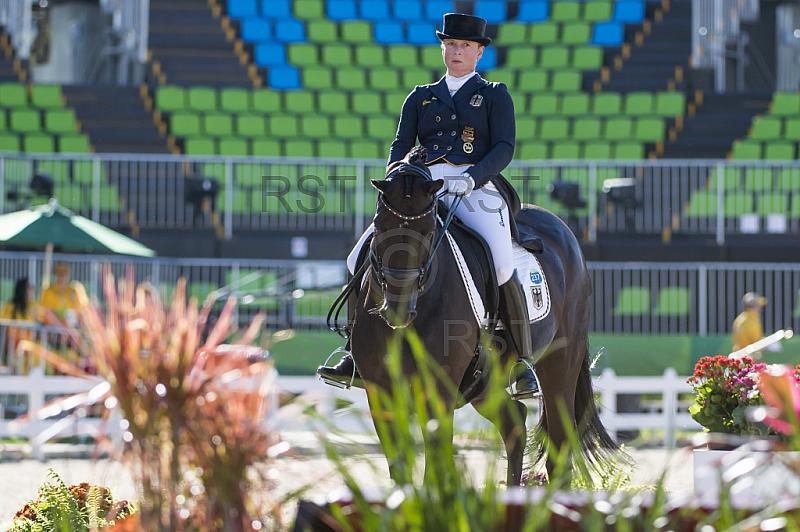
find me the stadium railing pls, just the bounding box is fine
[0,251,799,337]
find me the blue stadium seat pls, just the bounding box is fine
[268,66,301,89]
[228,0,258,19]
[327,0,357,21]
[516,0,549,23]
[424,0,453,22]
[474,0,507,24]
[360,0,390,20]
[392,0,422,21]
[274,19,306,42]
[260,0,292,18]
[591,22,623,46]
[479,47,497,70]
[613,0,645,23]
[374,20,405,44]
[241,18,272,43]
[407,22,437,45]
[254,43,286,66]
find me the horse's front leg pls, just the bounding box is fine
[472,394,527,486]
[366,390,413,484]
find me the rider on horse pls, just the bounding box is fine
[318,13,540,399]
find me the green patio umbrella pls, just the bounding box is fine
[0,201,155,257]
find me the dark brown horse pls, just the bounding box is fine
[349,148,617,485]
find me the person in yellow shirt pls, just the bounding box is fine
[732,292,766,352]
[1,277,38,372]
[39,262,79,327]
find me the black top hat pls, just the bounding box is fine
[436,13,492,46]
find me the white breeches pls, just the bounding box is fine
[347,162,514,285]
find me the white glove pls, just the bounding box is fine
[446,172,475,197]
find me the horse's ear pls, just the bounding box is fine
[372,179,391,193]
[423,179,444,197]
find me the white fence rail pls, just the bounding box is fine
[0,371,701,459]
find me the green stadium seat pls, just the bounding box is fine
[612,142,644,159]
[572,47,604,70]
[236,114,267,137]
[516,116,538,140]
[529,22,560,45]
[572,117,602,140]
[322,43,353,66]
[652,287,690,316]
[0,110,6,130]
[187,87,217,111]
[55,183,83,209]
[37,159,66,181]
[301,66,334,90]
[252,89,282,112]
[770,92,800,116]
[779,168,800,190]
[23,133,55,153]
[357,44,387,67]
[604,117,634,140]
[716,168,741,190]
[284,139,315,157]
[0,133,20,151]
[170,112,201,137]
[550,70,582,93]
[59,134,91,153]
[0,83,28,108]
[219,88,251,112]
[30,84,63,108]
[341,21,372,43]
[491,68,517,87]
[506,47,537,68]
[366,115,397,140]
[203,113,234,136]
[634,117,665,142]
[529,94,560,115]
[550,1,582,21]
[369,67,401,90]
[188,282,219,303]
[750,116,782,140]
[284,91,316,113]
[731,140,762,159]
[384,90,409,113]
[559,93,590,116]
[743,168,772,190]
[583,141,613,159]
[758,193,787,216]
[497,23,528,44]
[351,90,384,115]
[10,108,40,132]
[724,192,754,215]
[583,0,613,21]
[764,142,795,159]
[300,115,332,138]
[539,46,571,69]
[654,92,686,117]
[184,137,216,155]
[294,0,324,18]
[287,43,319,66]
[350,139,382,159]
[307,19,338,43]
[613,286,651,316]
[518,69,549,92]
[561,22,592,44]
[538,118,570,141]
[402,67,433,87]
[218,137,249,156]
[551,141,581,159]
[387,45,418,67]
[420,46,444,68]
[518,141,549,159]
[591,93,622,115]
[624,92,654,115]
[335,67,367,90]
[333,115,364,139]
[44,109,77,133]
[318,139,348,158]
[791,195,800,219]
[97,185,121,212]
[316,90,347,113]
[235,163,265,186]
[270,114,300,137]
[156,86,186,112]
[783,118,800,140]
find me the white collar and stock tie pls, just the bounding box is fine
[445,71,477,96]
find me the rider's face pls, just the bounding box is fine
[442,39,484,78]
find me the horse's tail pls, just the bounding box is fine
[574,343,618,458]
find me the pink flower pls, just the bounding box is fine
[757,365,800,436]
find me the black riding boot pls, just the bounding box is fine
[317,281,363,389]
[499,272,541,400]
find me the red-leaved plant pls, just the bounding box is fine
[18,266,287,531]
